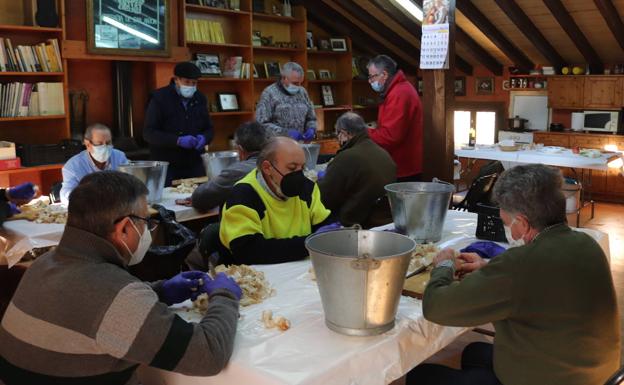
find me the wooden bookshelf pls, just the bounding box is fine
[0,25,62,33]
[252,13,303,24]
[185,4,251,16]
[0,115,66,122]
[0,72,64,76]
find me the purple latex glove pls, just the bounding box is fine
[7,202,20,216]
[316,170,326,180]
[161,271,209,305]
[460,241,506,259]
[8,182,36,201]
[194,134,206,151]
[315,222,342,234]
[288,129,303,141]
[201,272,242,300]
[302,128,315,142]
[177,135,198,149]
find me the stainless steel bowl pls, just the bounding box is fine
[118,161,169,203]
[201,151,239,179]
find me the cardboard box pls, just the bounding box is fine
[0,158,21,171]
[0,142,16,160]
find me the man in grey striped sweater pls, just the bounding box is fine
[256,62,317,140]
[0,171,241,385]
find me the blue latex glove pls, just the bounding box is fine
[8,182,36,201]
[194,134,206,151]
[161,271,209,305]
[201,272,242,300]
[302,128,315,142]
[177,135,198,149]
[7,202,20,216]
[316,170,326,180]
[315,222,342,234]
[460,241,506,259]
[288,129,303,141]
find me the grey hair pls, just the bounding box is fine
[84,123,111,141]
[67,171,149,238]
[367,55,398,76]
[281,62,304,77]
[234,121,269,153]
[335,112,367,135]
[492,164,566,230]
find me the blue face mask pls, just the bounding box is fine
[371,81,383,93]
[178,85,196,99]
[285,84,300,95]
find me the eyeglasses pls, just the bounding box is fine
[115,214,160,232]
[368,73,383,81]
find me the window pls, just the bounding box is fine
[453,102,505,148]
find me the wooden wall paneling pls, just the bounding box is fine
[533,132,571,147]
[493,0,565,70]
[542,0,603,73]
[457,0,534,70]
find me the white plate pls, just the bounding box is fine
[539,146,564,153]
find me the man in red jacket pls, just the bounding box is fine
[367,55,423,182]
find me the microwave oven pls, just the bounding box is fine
[583,110,623,133]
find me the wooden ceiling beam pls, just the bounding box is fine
[305,12,376,56]
[455,28,502,75]
[494,0,565,70]
[542,0,603,73]
[369,0,482,75]
[593,0,624,52]
[457,0,534,71]
[305,2,418,73]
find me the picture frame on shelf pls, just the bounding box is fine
[454,76,466,96]
[252,30,262,47]
[195,53,221,76]
[216,93,240,112]
[319,39,330,51]
[329,38,347,52]
[318,69,332,80]
[306,31,315,50]
[86,0,170,57]
[306,69,316,80]
[321,85,335,106]
[265,62,281,78]
[475,77,494,95]
[255,63,267,78]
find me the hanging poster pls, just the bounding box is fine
[420,0,450,70]
[87,0,170,57]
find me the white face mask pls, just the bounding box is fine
[371,80,383,92]
[90,144,112,163]
[285,84,300,94]
[123,220,152,266]
[504,218,525,248]
[178,84,196,99]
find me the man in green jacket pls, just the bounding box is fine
[408,164,620,385]
[318,112,396,227]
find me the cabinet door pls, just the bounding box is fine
[533,133,570,147]
[569,134,610,149]
[583,77,623,109]
[547,77,584,109]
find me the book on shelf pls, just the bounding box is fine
[186,0,239,9]
[0,82,64,117]
[0,38,62,73]
[265,62,281,78]
[223,56,242,78]
[185,19,226,44]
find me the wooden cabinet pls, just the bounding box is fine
[532,132,570,147]
[583,76,623,109]
[547,76,584,109]
[569,134,610,149]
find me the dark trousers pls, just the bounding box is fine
[397,173,422,183]
[406,342,502,385]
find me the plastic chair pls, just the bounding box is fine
[452,173,498,212]
[605,366,624,385]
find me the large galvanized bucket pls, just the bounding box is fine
[118,161,169,204]
[385,181,454,243]
[305,229,416,336]
[201,151,239,179]
[300,143,320,170]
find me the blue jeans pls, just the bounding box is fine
[406,342,502,385]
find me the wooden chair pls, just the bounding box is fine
[452,173,498,212]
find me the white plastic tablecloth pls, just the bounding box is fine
[455,147,618,171]
[0,188,217,267]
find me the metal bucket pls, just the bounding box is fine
[118,161,169,204]
[201,151,239,179]
[385,181,455,243]
[300,143,320,170]
[305,229,416,336]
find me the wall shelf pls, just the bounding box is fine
[252,13,303,23]
[198,77,250,82]
[0,115,66,122]
[253,46,304,53]
[186,4,250,17]
[0,25,62,33]
[0,72,64,76]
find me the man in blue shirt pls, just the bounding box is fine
[60,123,128,203]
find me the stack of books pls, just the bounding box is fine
[0,38,63,73]
[0,82,65,117]
[185,19,226,44]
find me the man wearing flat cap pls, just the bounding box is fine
[144,62,213,185]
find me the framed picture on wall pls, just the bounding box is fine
[475,77,494,95]
[216,93,240,112]
[306,69,316,80]
[318,69,332,80]
[454,76,466,96]
[86,0,171,57]
[329,38,347,51]
[321,85,335,106]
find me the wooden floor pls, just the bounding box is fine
[426,202,624,369]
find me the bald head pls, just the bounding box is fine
[258,137,306,197]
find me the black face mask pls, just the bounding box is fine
[271,163,311,197]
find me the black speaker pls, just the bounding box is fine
[35,0,59,28]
